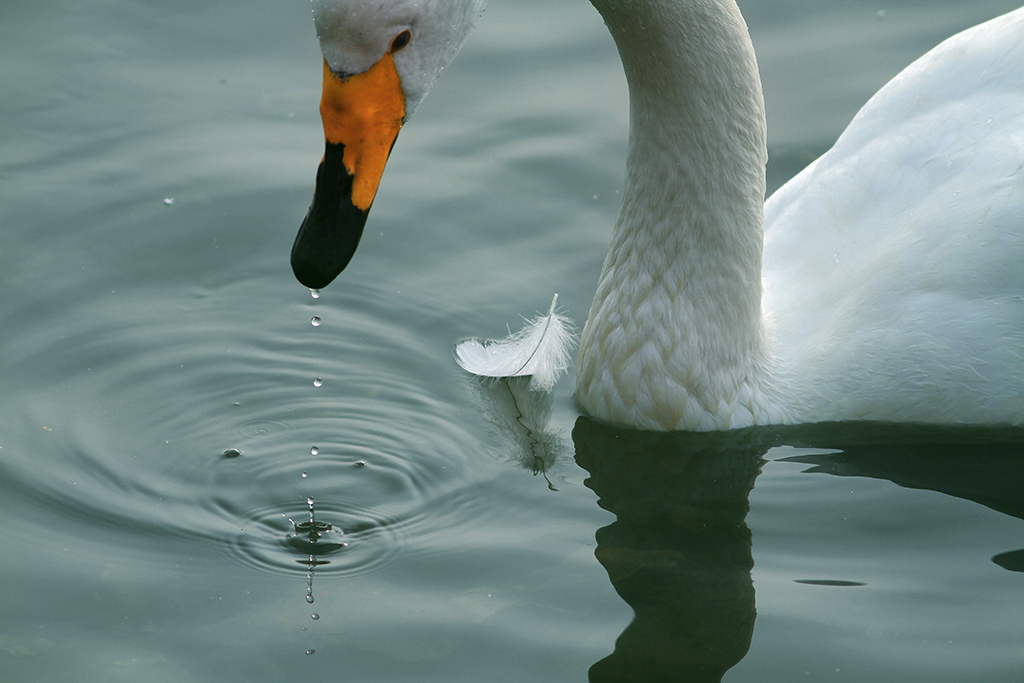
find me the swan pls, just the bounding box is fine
[291,0,1024,431]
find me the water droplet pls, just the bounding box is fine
[305,649,315,655]
[311,316,321,327]
[312,378,323,388]
[222,448,242,458]
[354,461,366,468]
[163,197,174,206]
[305,595,314,604]
[311,613,320,620]
[310,289,320,299]
[301,472,308,478]
[310,446,319,456]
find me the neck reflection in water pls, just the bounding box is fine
[573,418,764,683]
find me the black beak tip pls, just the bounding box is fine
[290,255,343,291]
[291,144,369,290]
[290,211,361,290]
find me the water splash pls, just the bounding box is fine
[286,497,346,555]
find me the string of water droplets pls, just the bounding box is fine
[306,288,321,654]
[311,288,323,388]
[296,288,355,654]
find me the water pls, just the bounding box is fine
[2,0,1023,680]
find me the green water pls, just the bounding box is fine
[1,0,1023,680]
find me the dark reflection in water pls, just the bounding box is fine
[571,419,1024,681]
[776,423,1024,573]
[775,423,1024,522]
[573,418,764,683]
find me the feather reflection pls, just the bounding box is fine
[462,375,570,486]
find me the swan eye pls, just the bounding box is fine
[390,30,411,53]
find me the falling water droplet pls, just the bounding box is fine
[310,289,320,299]
[311,613,320,621]
[354,461,366,468]
[301,472,308,479]
[305,649,315,655]
[313,378,323,388]
[305,594,314,604]
[310,446,319,456]
[311,316,321,327]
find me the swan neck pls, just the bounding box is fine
[578,0,771,430]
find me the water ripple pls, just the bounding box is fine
[223,499,405,577]
[0,280,485,579]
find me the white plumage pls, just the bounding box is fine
[307,0,1024,431]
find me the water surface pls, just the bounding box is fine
[2,0,1023,680]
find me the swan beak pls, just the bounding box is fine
[291,56,405,289]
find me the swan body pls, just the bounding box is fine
[293,0,1024,431]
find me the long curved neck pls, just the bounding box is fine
[577,0,771,430]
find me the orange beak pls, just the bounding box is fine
[292,55,406,289]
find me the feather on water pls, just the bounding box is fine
[455,294,575,391]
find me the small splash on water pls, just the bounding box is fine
[310,289,320,300]
[287,498,346,606]
[353,461,366,468]
[162,197,174,206]
[312,378,323,388]
[311,316,321,327]
[310,446,319,456]
[287,497,345,554]
[222,448,242,459]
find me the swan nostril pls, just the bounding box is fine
[390,29,411,53]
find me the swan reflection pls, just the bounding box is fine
[572,419,1024,681]
[573,419,763,682]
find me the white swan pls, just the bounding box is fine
[291,0,1024,431]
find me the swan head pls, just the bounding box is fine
[292,0,486,289]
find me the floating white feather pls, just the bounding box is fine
[455,294,575,392]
